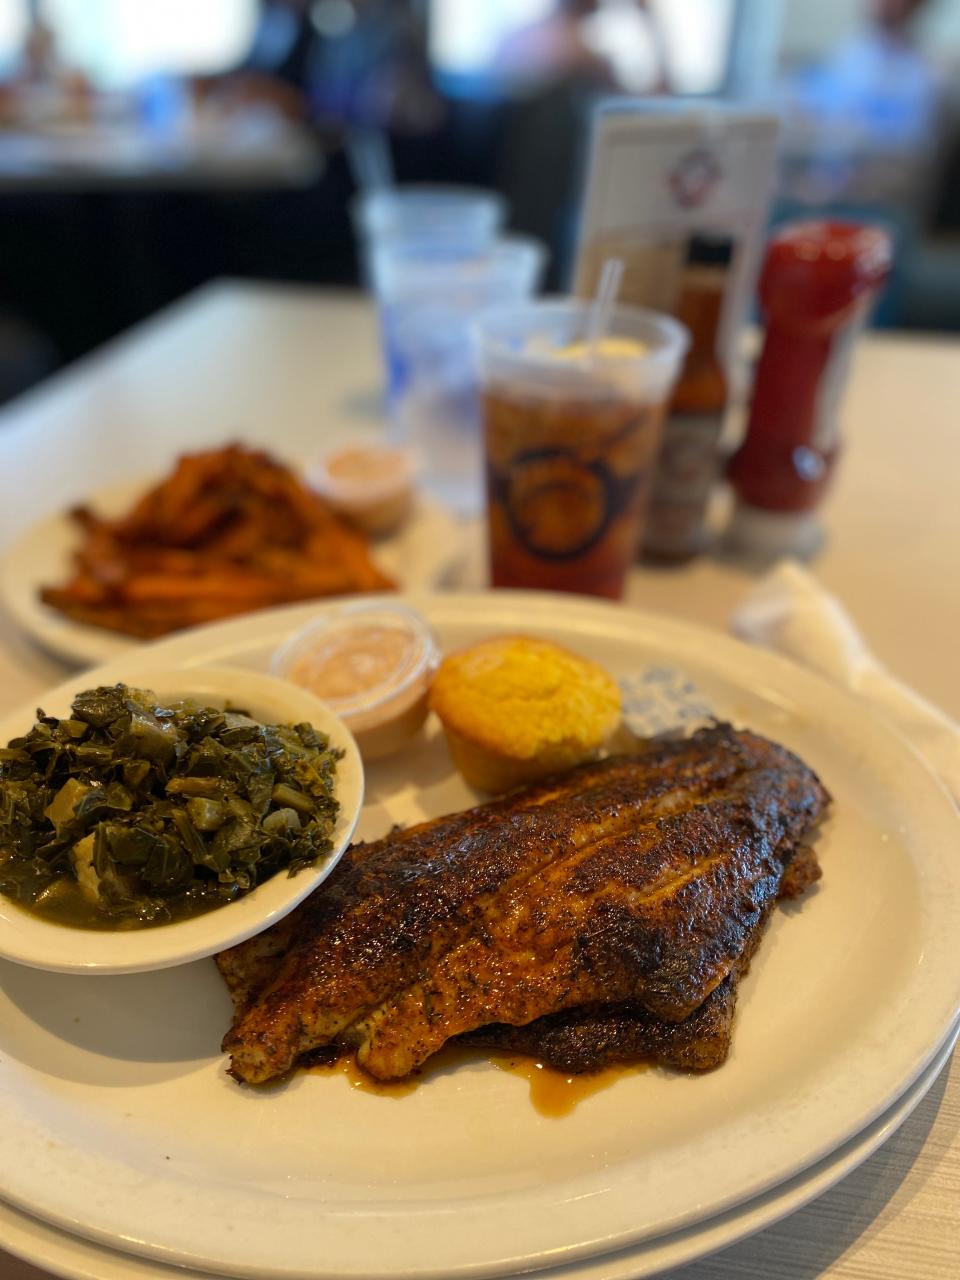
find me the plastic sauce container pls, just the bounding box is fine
[307,444,416,537]
[272,603,439,761]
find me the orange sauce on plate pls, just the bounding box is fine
[307,1054,419,1100]
[306,1049,645,1116]
[489,1055,645,1117]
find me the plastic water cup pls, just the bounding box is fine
[370,235,546,514]
[474,299,689,599]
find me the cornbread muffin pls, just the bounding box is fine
[429,635,621,793]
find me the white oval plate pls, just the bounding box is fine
[0,592,958,1280]
[2,1019,955,1280]
[0,666,364,974]
[0,479,465,667]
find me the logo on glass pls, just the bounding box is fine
[488,449,645,561]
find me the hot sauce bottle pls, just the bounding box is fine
[726,220,892,556]
[643,235,733,562]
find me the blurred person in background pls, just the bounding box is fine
[496,0,668,96]
[197,0,316,120]
[776,0,960,327]
[308,0,442,138]
[781,0,949,203]
[496,0,620,93]
[0,1,92,126]
[494,1,665,286]
[211,0,446,283]
[201,0,440,136]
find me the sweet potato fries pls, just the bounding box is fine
[40,445,395,638]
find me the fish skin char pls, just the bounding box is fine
[218,725,829,1085]
[220,759,655,1075]
[462,974,742,1074]
[462,841,823,1074]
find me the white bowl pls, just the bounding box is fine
[0,666,364,975]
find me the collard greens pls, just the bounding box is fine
[0,684,342,928]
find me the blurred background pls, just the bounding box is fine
[0,0,958,406]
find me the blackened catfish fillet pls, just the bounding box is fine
[462,975,741,1074]
[460,842,823,1074]
[218,726,828,1084]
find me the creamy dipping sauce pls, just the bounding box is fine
[274,605,439,761]
[308,444,415,536]
[289,624,417,703]
[326,448,403,484]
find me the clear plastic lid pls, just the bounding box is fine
[369,234,547,303]
[271,602,440,720]
[474,298,690,404]
[352,185,507,247]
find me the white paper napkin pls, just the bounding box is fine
[731,561,960,805]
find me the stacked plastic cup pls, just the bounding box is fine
[353,185,546,515]
[353,185,507,256]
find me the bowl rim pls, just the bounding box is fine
[0,665,364,975]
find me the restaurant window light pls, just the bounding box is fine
[35,0,258,85]
[428,0,737,97]
[428,0,554,80]
[647,0,736,94]
[580,0,662,93]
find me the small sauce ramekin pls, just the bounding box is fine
[306,443,416,537]
[271,602,439,761]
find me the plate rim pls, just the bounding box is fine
[1,1020,955,1280]
[0,591,958,1280]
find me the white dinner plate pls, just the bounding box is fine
[2,1018,955,1280]
[0,592,958,1280]
[0,479,465,667]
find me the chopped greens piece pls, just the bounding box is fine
[0,684,343,930]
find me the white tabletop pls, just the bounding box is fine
[0,280,957,1280]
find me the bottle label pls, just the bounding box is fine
[650,411,724,505]
[644,412,724,555]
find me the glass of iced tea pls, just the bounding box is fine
[475,300,689,598]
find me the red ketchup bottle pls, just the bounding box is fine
[727,220,892,558]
